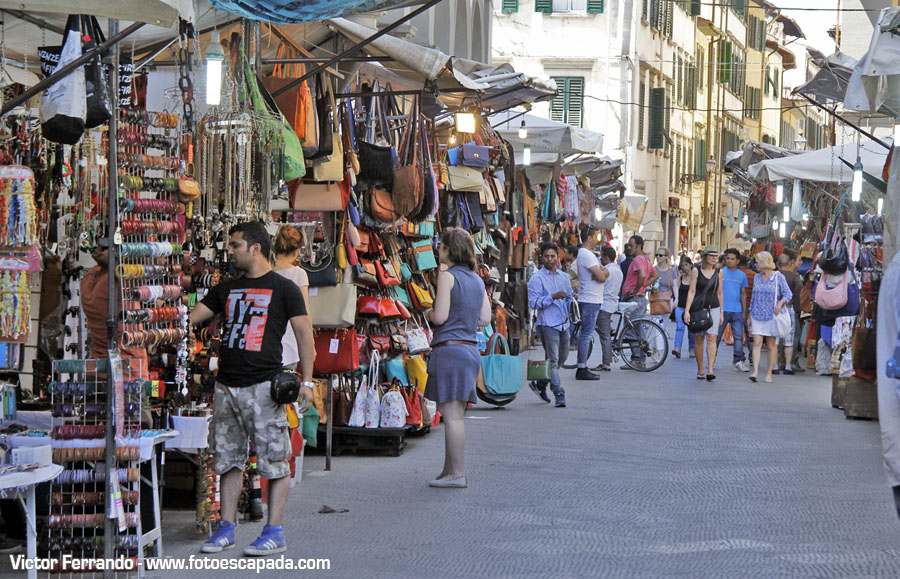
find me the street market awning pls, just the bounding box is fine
[844,6,900,115]
[490,112,603,155]
[793,51,858,105]
[208,0,420,23]
[0,0,194,26]
[747,139,889,183]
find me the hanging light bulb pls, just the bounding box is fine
[594,207,602,221]
[878,197,884,216]
[518,119,528,139]
[205,30,226,106]
[523,145,531,166]
[772,218,779,232]
[775,181,784,204]
[739,222,745,235]
[779,222,786,238]
[802,212,808,222]
[449,133,457,145]
[743,211,749,225]
[851,159,863,202]
[783,205,790,222]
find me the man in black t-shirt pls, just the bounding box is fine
[189,221,315,557]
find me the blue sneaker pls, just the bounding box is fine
[201,520,236,553]
[528,381,551,403]
[243,524,287,556]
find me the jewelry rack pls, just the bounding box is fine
[0,165,38,344]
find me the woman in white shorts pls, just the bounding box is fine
[748,251,793,383]
[683,247,724,381]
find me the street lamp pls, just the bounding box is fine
[851,159,863,202]
[205,30,226,106]
[775,181,784,204]
[794,134,807,150]
[523,145,531,166]
[518,119,528,139]
[706,157,716,175]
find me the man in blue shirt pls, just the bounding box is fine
[716,248,750,371]
[528,242,573,407]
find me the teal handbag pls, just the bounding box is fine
[391,286,411,308]
[412,239,438,271]
[384,357,409,386]
[399,262,413,282]
[419,219,436,238]
[480,334,523,396]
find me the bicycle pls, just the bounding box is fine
[563,301,668,372]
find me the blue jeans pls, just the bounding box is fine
[716,311,746,363]
[538,326,569,395]
[674,307,695,352]
[577,302,602,367]
[596,310,614,366]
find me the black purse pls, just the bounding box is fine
[300,253,338,287]
[270,371,301,404]
[687,267,716,334]
[820,239,849,275]
[305,73,334,160]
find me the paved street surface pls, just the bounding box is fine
[152,348,899,578]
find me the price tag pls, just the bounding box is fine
[329,339,340,354]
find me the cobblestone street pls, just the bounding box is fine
[155,349,899,578]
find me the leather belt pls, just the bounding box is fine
[431,340,477,348]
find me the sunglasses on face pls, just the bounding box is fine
[656,253,668,257]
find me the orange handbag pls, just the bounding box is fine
[261,43,310,141]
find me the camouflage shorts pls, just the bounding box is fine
[210,380,291,479]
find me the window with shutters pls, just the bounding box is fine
[727,48,745,99]
[535,0,553,12]
[665,0,674,36]
[664,93,672,156]
[697,48,704,91]
[690,0,701,16]
[638,82,646,148]
[549,77,585,127]
[688,145,694,183]
[552,0,586,11]
[731,0,746,18]
[501,0,519,13]
[650,0,661,29]
[719,41,732,84]
[695,138,707,177]
[642,0,649,22]
[676,56,683,105]
[669,146,674,188]
[675,144,682,189]
[586,0,604,13]
[648,87,666,150]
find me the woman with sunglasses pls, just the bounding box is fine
[650,248,677,357]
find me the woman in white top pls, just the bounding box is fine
[273,225,312,369]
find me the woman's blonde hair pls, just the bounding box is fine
[440,227,477,271]
[755,251,775,271]
[274,225,302,256]
[657,246,671,257]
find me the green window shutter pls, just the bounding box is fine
[567,77,584,128]
[697,139,707,176]
[748,18,755,50]
[650,0,661,28]
[759,19,767,50]
[549,76,566,123]
[690,0,701,16]
[675,144,681,187]
[535,0,552,13]
[502,0,519,13]
[665,0,674,36]
[642,0,649,21]
[638,82,646,147]
[677,56,683,105]
[664,94,671,155]
[733,0,745,16]
[648,87,666,150]
[772,70,778,97]
[719,41,732,84]
[587,0,604,13]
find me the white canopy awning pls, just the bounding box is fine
[490,111,603,155]
[747,139,889,183]
[844,6,900,114]
[0,0,194,27]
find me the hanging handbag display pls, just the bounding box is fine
[39,15,86,145]
[409,280,435,310]
[461,143,491,168]
[851,302,877,372]
[300,253,338,287]
[391,97,422,218]
[313,328,360,375]
[305,73,335,160]
[391,285,412,308]
[406,355,429,394]
[481,334,523,396]
[447,165,485,192]
[384,358,409,386]
[368,333,391,353]
[375,260,401,286]
[81,16,112,129]
[308,283,357,328]
[820,238,849,275]
[406,323,430,354]
[357,83,396,186]
[355,259,379,287]
[369,187,401,223]
[814,271,849,310]
[261,38,313,142]
[357,295,380,317]
[411,240,438,271]
[378,298,402,320]
[289,179,348,211]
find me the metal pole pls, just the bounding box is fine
[271,0,447,98]
[0,9,66,35]
[797,93,890,150]
[0,22,145,117]
[104,20,120,574]
[254,21,261,76]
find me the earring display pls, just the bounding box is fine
[0,166,38,344]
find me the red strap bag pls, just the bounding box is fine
[313,329,360,375]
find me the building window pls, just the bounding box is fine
[638,81,646,147]
[550,76,585,127]
[535,0,553,12]
[551,0,586,11]
[697,47,704,91]
[501,0,518,13]
[648,87,666,150]
[694,138,707,177]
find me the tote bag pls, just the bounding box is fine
[773,273,792,339]
[39,15,86,145]
[481,334,523,396]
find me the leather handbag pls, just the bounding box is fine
[390,332,408,354]
[399,262,413,282]
[384,357,408,385]
[406,324,430,353]
[261,42,311,141]
[289,179,348,211]
[177,177,200,203]
[369,333,391,353]
[311,137,345,182]
[378,298,402,320]
[409,281,434,310]
[375,260,401,286]
[305,74,335,160]
[406,355,429,394]
[481,334,523,396]
[308,283,357,328]
[447,165,484,192]
[395,300,412,321]
[649,291,673,315]
[411,240,438,271]
[851,304,877,371]
[526,359,551,381]
[357,295,380,317]
[391,285,411,308]
[820,239,849,275]
[391,97,422,217]
[355,259,379,286]
[300,253,338,287]
[403,387,422,427]
[687,308,713,334]
[369,187,401,222]
[462,143,490,168]
[313,328,360,375]
[357,229,372,254]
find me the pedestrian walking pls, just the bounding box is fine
[775,250,805,374]
[425,228,493,488]
[620,235,658,368]
[527,242,573,407]
[672,255,695,359]
[189,221,315,556]
[596,246,622,372]
[683,247,723,381]
[747,251,793,383]
[650,247,677,355]
[272,225,312,371]
[575,226,608,380]
[716,248,750,372]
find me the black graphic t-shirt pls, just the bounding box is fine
[200,271,307,387]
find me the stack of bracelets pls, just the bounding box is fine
[0,166,37,342]
[50,358,145,558]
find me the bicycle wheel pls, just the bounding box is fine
[616,319,668,372]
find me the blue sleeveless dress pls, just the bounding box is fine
[424,265,485,404]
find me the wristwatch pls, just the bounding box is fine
[300,381,315,390]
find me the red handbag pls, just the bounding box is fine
[356,259,379,286]
[368,334,391,353]
[375,260,401,286]
[357,295,380,316]
[403,386,422,427]
[396,299,412,320]
[313,329,360,375]
[378,298,401,319]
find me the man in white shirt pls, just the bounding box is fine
[575,226,609,380]
[596,246,623,372]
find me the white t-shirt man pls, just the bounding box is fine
[576,247,604,305]
[601,261,623,314]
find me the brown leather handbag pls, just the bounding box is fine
[649,291,673,315]
[369,187,400,222]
